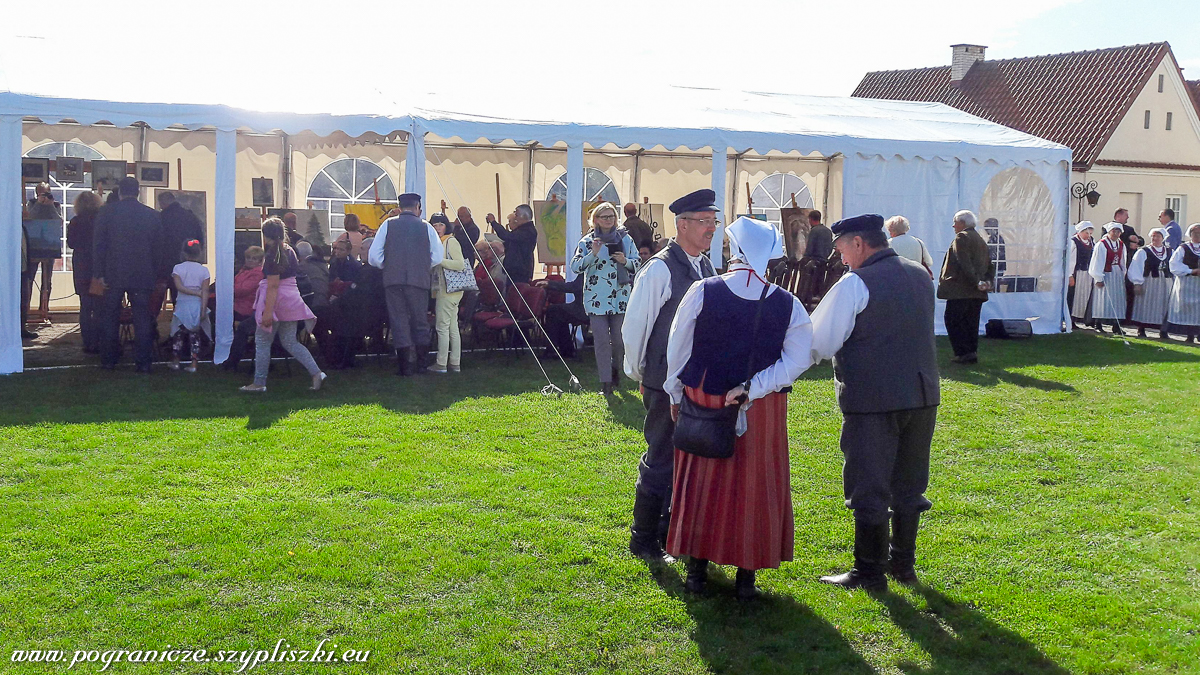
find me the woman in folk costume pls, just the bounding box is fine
[1128,228,1173,339]
[1067,221,1095,328]
[1167,223,1200,343]
[1088,222,1128,333]
[663,216,814,601]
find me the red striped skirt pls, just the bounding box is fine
[666,385,793,570]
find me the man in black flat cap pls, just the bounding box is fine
[621,188,719,564]
[368,193,443,376]
[808,213,940,592]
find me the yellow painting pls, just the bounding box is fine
[343,203,397,232]
[534,200,568,265]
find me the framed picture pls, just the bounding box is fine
[780,207,812,260]
[268,208,331,248]
[235,207,262,230]
[24,219,64,258]
[55,157,85,184]
[252,177,274,207]
[136,161,169,188]
[21,157,49,184]
[91,160,128,191]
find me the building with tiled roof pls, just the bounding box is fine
[854,43,1200,232]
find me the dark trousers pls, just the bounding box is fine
[385,283,431,350]
[225,314,258,366]
[636,386,676,500]
[944,298,983,357]
[101,287,154,368]
[79,293,102,351]
[840,405,937,525]
[544,303,584,358]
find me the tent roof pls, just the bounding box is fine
[0,85,1070,164]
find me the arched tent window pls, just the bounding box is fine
[978,167,1056,293]
[547,168,620,204]
[306,158,398,234]
[750,172,814,227]
[24,142,107,272]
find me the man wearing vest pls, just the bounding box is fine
[809,214,940,592]
[622,188,719,564]
[368,193,444,376]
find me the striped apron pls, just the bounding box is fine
[1071,269,1093,319]
[1169,275,1200,327]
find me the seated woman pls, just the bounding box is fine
[221,246,265,370]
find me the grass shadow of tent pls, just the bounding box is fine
[878,585,1072,675]
[649,565,876,675]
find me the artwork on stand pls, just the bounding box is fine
[268,208,331,251]
[342,203,397,233]
[533,200,568,265]
[135,161,169,188]
[156,189,208,263]
[24,219,64,258]
[252,177,274,207]
[235,208,262,230]
[55,157,85,184]
[779,207,812,260]
[234,230,264,269]
[21,157,49,183]
[635,203,669,242]
[91,160,128,191]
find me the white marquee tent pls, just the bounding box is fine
[0,86,1072,375]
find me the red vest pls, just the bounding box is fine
[1102,238,1125,272]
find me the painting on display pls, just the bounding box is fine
[136,161,169,188]
[533,199,601,265]
[235,208,262,230]
[24,219,63,258]
[268,208,331,249]
[155,189,206,226]
[779,207,812,260]
[342,203,397,232]
[21,158,49,183]
[235,230,264,268]
[251,177,274,207]
[91,160,128,191]
[55,157,85,184]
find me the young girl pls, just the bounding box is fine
[169,239,211,372]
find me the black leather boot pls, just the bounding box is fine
[889,511,922,585]
[629,491,675,565]
[685,557,708,594]
[735,568,759,602]
[397,348,416,376]
[820,519,889,591]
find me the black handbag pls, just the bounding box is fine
[673,283,771,459]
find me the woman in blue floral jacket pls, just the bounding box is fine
[571,202,639,394]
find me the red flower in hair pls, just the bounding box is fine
[187,239,200,246]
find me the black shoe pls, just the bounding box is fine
[1137,327,1147,338]
[602,383,615,396]
[629,491,676,565]
[735,568,759,602]
[888,511,922,585]
[396,348,414,377]
[949,352,977,364]
[820,519,889,592]
[685,557,708,594]
[21,329,38,340]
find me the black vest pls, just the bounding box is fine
[679,278,792,395]
[640,242,714,390]
[1073,238,1093,272]
[382,214,432,289]
[1142,248,1172,279]
[833,249,940,414]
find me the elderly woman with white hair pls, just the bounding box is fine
[937,210,992,364]
[663,216,814,601]
[1088,222,1128,333]
[1128,227,1173,338]
[885,215,933,276]
[1067,221,1095,327]
[571,202,639,395]
[1167,223,1200,342]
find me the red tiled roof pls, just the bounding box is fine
[853,43,1188,171]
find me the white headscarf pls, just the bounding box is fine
[725,216,784,276]
[1074,220,1093,233]
[1102,222,1123,234]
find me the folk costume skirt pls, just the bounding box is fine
[1090,270,1127,320]
[1169,275,1200,327]
[666,385,793,571]
[1070,270,1093,320]
[1131,276,1172,326]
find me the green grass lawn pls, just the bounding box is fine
[1,333,1198,674]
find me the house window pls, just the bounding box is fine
[547,168,621,204]
[1166,112,1173,131]
[24,141,107,273]
[749,172,814,228]
[1166,196,1186,226]
[306,158,398,236]
[1144,110,1151,129]
[1158,74,1164,93]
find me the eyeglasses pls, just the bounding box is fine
[679,216,721,227]
[595,215,617,221]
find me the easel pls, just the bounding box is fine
[746,182,754,210]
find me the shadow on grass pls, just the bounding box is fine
[651,565,875,674]
[878,585,1071,675]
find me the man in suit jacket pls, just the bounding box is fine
[93,177,167,372]
[937,210,993,364]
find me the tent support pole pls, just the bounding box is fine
[565,142,584,282]
[0,116,23,374]
[212,129,236,365]
[710,146,728,265]
[729,152,742,215]
[280,133,291,209]
[525,142,538,205]
[404,123,427,202]
[632,149,643,203]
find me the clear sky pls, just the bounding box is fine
[1,0,1197,109]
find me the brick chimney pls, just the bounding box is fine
[951,44,987,84]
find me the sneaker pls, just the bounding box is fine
[448,364,461,372]
[184,365,197,373]
[427,364,448,374]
